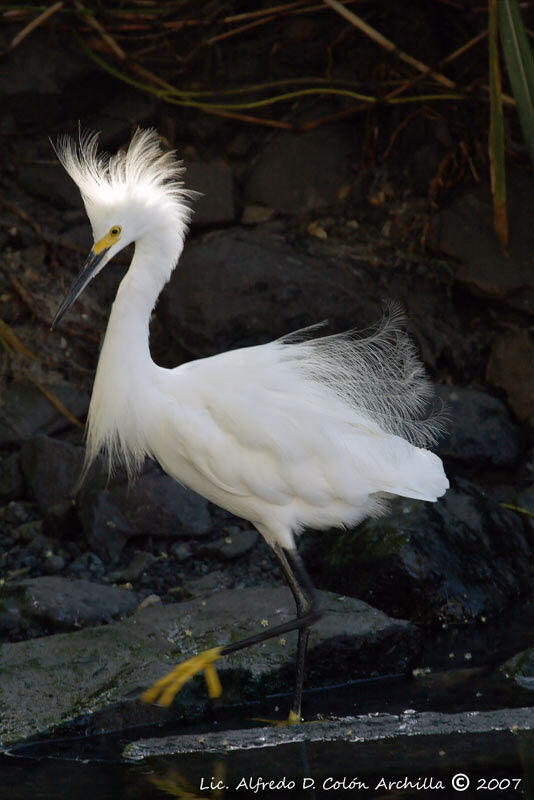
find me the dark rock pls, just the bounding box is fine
[434,385,522,467]
[136,594,162,612]
[18,162,82,210]
[0,382,89,446]
[124,706,534,758]
[501,647,534,692]
[76,490,133,562]
[517,486,534,539]
[20,435,84,513]
[11,520,43,543]
[58,222,92,252]
[66,552,105,579]
[305,478,533,623]
[15,530,70,578]
[0,576,139,638]
[108,551,158,583]
[185,160,235,225]
[158,225,469,380]
[85,91,158,151]
[430,171,534,313]
[227,130,256,158]
[0,501,39,527]
[42,553,67,574]
[0,452,24,503]
[198,528,259,561]
[241,205,275,224]
[23,531,57,556]
[245,126,356,215]
[8,525,69,575]
[1,36,79,95]
[486,329,534,422]
[119,471,212,538]
[170,542,193,562]
[77,469,213,561]
[0,34,94,127]
[186,570,229,597]
[0,587,418,744]
[159,226,383,357]
[42,499,80,541]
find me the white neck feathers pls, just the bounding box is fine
[82,223,184,480]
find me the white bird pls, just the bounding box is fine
[52,129,449,722]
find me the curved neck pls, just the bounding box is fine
[110,228,181,361]
[84,225,184,476]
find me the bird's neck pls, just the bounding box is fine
[84,226,184,478]
[112,231,178,356]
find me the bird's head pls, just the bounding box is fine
[51,128,190,329]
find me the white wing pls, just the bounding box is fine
[148,320,448,545]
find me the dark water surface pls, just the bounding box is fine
[2,601,533,800]
[1,727,532,800]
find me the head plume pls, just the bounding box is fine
[54,128,191,230]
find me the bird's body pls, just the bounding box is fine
[91,315,446,551]
[52,129,448,718]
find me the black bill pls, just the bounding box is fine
[51,247,109,330]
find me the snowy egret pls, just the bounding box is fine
[51,129,448,722]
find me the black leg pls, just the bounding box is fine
[272,545,316,721]
[219,546,320,658]
[142,545,322,712]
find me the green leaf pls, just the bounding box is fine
[499,0,534,170]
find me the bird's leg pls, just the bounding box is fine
[141,547,321,710]
[273,544,315,723]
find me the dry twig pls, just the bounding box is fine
[9,1,63,49]
[73,0,126,60]
[323,0,456,89]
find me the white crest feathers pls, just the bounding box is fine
[53,128,191,223]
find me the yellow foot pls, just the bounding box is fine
[141,646,223,707]
[250,710,303,727]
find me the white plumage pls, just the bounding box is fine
[52,128,448,715]
[146,321,447,550]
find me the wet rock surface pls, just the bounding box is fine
[124,707,534,758]
[0,588,417,745]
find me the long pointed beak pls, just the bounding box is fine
[51,247,109,330]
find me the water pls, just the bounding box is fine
[2,727,532,800]
[1,602,533,800]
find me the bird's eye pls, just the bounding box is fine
[110,226,121,237]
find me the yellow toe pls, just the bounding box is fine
[249,711,303,727]
[204,661,223,698]
[141,646,223,707]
